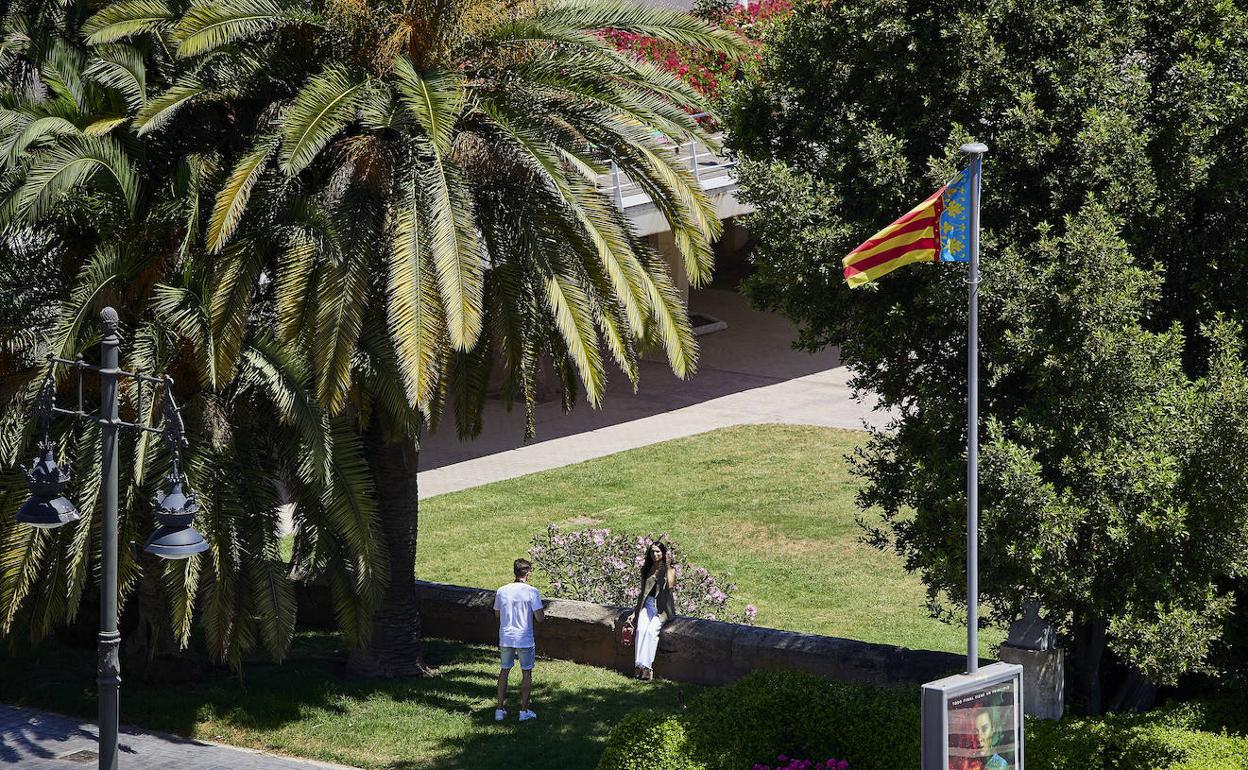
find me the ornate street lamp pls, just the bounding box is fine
[17,444,80,528]
[144,479,209,558]
[13,308,210,770]
[17,378,81,528]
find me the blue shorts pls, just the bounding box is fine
[500,645,536,671]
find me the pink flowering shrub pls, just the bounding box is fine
[754,757,849,770]
[528,525,757,624]
[603,0,793,101]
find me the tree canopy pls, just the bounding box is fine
[727,0,1248,712]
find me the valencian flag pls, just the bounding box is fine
[842,168,972,287]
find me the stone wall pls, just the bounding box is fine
[301,580,970,689]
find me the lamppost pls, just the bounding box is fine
[14,307,210,770]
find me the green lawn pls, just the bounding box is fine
[419,424,1001,656]
[0,636,694,770]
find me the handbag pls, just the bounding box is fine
[619,621,634,647]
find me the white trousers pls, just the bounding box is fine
[634,597,663,668]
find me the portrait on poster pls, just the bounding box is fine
[945,680,1018,770]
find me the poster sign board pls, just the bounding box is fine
[922,662,1024,770]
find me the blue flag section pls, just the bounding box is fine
[939,168,971,263]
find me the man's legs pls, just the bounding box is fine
[496,667,510,710]
[520,669,532,711]
[518,646,537,718]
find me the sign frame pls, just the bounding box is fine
[922,661,1025,770]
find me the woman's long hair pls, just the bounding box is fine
[641,541,668,578]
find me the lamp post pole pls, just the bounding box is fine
[17,306,210,769]
[98,307,121,770]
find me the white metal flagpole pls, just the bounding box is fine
[960,142,987,675]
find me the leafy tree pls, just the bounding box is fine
[726,0,1248,712]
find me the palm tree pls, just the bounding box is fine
[97,0,747,675]
[0,0,383,671]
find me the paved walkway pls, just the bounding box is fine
[0,704,357,770]
[417,288,884,498]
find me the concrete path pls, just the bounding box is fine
[0,704,357,770]
[417,288,883,498]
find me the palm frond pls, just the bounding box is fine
[418,150,483,351]
[542,271,606,405]
[83,0,177,44]
[313,247,370,413]
[275,232,319,342]
[134,80,204,135]
[278,65,367,176]
[387,172,445,410]
[175,0,302,58]
[207,240,263,387]
[207,134,277,251]
[390,61,463,156]
[2,115,79,170]
[533,0,748,55]
[635,240,698,377]
[84,44,148,110]
[83,116,129,135]
[5,136,139,224]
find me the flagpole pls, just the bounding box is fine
[960,142,987,675]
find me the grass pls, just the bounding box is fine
[418,424,1002,656]
[0,635,696,769]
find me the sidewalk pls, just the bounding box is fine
[0,704,357,770]
[416,288,883,498]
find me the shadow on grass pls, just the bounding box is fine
[0,635,694,770]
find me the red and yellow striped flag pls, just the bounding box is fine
[842,188,945,287]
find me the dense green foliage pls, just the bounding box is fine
[726,0,1248,711]
[0,0,745,673]
[1027,698,1248,770]
[597,710,700,770]
[598,671,920,770]
[598,672,1248,770]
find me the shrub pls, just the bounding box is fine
[599,674,1248,770]
[597,672,916,770]
[529,526,756,624]
[596,709,705,770]
[1025,699,1248,770]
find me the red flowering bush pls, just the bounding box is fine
[604,0,792,101]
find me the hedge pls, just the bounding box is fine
[599,672,917,770]
[598,672,1247,770]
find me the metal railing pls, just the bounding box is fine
[601,114,739,210]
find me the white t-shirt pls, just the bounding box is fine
[494,581,543,648]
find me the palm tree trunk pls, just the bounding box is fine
[346,422,434,678]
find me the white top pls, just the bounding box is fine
[494,581,543,648]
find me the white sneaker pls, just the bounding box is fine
[519,709,537,721]
[494,709,506,721]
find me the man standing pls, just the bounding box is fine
[494,558,544,722]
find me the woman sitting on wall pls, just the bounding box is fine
[624,541,677,681]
